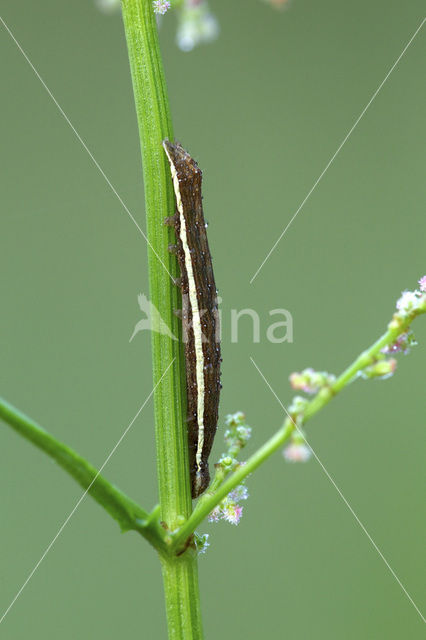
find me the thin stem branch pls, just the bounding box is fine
[304,307,421,420]
[171,422,294,551]
[171,305,425,551]
[0,397,166,550]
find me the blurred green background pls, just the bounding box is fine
[1,1,425,638]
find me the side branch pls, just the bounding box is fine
[171,302,426,551]
[0,397,166,551]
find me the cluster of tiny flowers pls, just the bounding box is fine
[208,483,248,525]
[282,396,311,462]
[381,331,417,355]
[225,411,246,427]
[283,430,312,463]
[228,484,249,502]
[289,368,335,394]
[153,0,171,15]
[224,412,252,450]
[395,282,426,316]
[206,412,251,526]
[176,0,219,51]
[361,277,426,379]
[288,395,309,419]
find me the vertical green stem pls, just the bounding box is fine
[120,1,203,637]
[160,555,204,640]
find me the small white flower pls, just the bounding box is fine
[153,0,171,15]
[396,290,421,314]
[228,485,249,502]
[176,1,219,52]
[283,442,312,463]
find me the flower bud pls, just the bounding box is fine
[360,358,397,380]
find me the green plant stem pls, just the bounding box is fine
[0,397,166,549]
[171,308,424,551]
[120,1,203,637]
[171,421,295,551]
[160,554,204,640]
[303,308,421,420]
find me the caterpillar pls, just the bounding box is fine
[163,140,221,498]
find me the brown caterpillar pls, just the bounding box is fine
[163,140,221,498]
